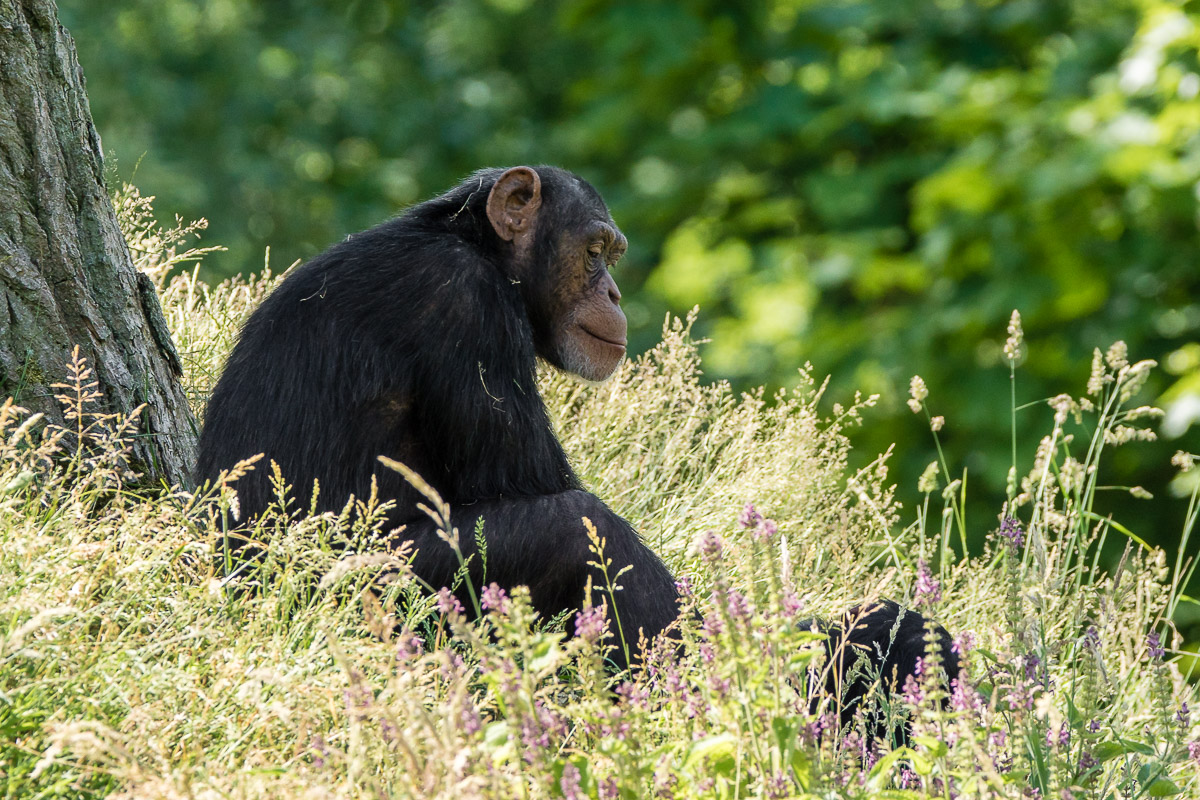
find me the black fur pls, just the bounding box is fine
[197,166,956,716]
[197,167,679,668]
[817,600,959,740]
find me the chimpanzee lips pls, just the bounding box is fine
[582,327,627,348]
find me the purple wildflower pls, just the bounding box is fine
[311,735,329,769]
[395,628,424,662]
[1189,740,1200,765]
[1008,676,1036,711]
[738,503,762,529]
[459,697,482,736]
[343,679,374,718]
[561,764,584,800]
[725,587,752,624]
[616,681,650,710]
[598,777,620,800]
[863,741,880,769]
[480,582,509,613]
[1045,722,1069,749]
[575,604,607,643]
[1177,702,1190,728]
[765,771,791,799]
[753,517,779,543]
[799,713,833,745]
[662,663,687,700]
[674,574,694,598]
[522,700,567,752]
[999,516,1025,549]
[783,592,804,618]
[1083,626,1100,651]
[520,716,549,754]
[1078,751,1098,773]
[902,672,924,706]
[437,650,466,684]
[950,677,982,714]
[436,587,464,615]
[841,730,863,758]
[701,607,724,637]
[1146,631,1165,660]
[654,768,678,799]
[952,631,977,658]
[914,559,942,607]
[696,530,724,563]
[599,706,631,740]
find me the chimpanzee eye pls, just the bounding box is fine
[587,242,604,257]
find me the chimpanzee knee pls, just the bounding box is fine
[814,600,958,741]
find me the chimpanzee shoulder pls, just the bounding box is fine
[197,170,589,521]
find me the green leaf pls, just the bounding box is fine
[527,633,561,674]
[771,716,797,747]
[482,720,516,765]
[912,734,948,759]
[1122,739,1158,757]
[1136,761,1183,796]
[789,748,812,790]
[867,747,915,791]
[1092,741,1127,762]
[1146,779,1183,797]
[683,733,738,776]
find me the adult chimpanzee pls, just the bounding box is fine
[197,166,955,710]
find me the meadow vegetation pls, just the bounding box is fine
[0,194,1197,797]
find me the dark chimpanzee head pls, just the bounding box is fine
[485,166,629,383]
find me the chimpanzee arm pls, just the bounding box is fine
[392,489,679,669]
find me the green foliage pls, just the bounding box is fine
[58,1,1200,592]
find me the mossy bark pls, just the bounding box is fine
[0,0,197,486]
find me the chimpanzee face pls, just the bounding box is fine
[486,167,629,383]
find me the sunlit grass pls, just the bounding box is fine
[0,196,1196,798]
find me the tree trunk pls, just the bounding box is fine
[0,0,197,486]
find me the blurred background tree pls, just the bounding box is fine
[59,0,1199,634]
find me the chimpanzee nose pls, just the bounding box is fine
[606,274,622,305]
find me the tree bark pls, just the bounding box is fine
[0,0,197,486]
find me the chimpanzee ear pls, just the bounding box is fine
[487,166,543,242]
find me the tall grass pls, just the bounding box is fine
[0,193,1195,798]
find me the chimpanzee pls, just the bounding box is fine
[816,600,957,739]
[197,165,956,712]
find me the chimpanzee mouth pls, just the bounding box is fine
[581,327,627,348]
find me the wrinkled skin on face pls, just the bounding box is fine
[486,167,629,383]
